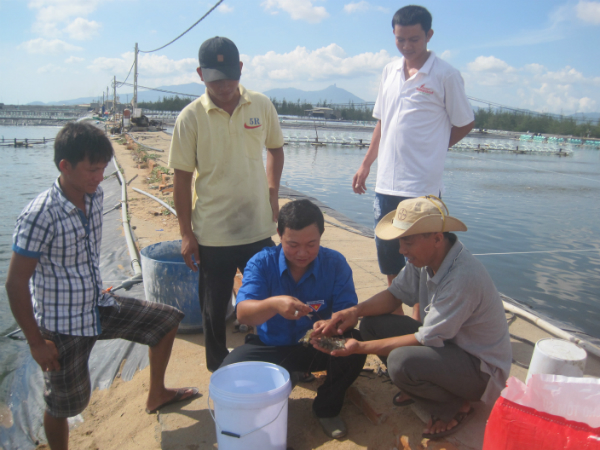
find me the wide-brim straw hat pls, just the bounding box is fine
[375,195,467,240]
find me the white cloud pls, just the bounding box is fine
[524,63,546,74]
[88,54,134,74]
[343,1,387,14]
[87,52,198,87]
[543,66,586,83]
[576,1,600,24]
[243,44,397,83]
[467,56,512,73]
[464,56,518,87]
[217,4,234,13]
[37,63,66,74]
[463,56,599,113]
[28,0,102,23]
[18,38,83,54]
[578,97,597,111]
[65,17,101,40]
[28,0,107,37]
[261,0,329,24]
[531,83,597,113]
[137,54,198,76]
[439,50,453,61]
[344,1,369,13]
[65,56,84,63]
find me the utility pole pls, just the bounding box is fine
[113,76,117,112]
[133,42,138,110]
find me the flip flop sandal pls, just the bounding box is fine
[392,391,415,407]
[298,372,316,382]
[422,407,475,439]
[145,387,201,414]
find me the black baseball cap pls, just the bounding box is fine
[198,36,241,82]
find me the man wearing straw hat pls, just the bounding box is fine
[313,196,511,439]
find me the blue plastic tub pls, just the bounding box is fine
[140,240,235,333]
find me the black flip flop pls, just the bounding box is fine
[422,407,475,439]
[298,372,315,382]
[392,391,415,407]
[145,387,201,414]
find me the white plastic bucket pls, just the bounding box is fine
[526,338,587,383]
[208,362,292,450]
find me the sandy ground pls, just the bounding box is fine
[53,129,600,450]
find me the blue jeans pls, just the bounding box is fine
[374,193,411,275]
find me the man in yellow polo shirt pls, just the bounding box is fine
[169,36,285,371]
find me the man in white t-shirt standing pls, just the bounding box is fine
[353,5,474,291]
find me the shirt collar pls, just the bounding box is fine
[200,84,249,112]
[397,51,436,77]
[427,239,464,284]
[53,178,77,214]
[419,51,436,74]
[238,84,250,105]
[277,244,321,282]
[52,178,96,215]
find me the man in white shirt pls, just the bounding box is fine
[353,5,474,289]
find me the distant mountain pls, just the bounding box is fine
[26,83,364,106]
[26,83,205,106]
[28,96,96,106]
[264,84,365,104]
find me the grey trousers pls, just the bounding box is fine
[360,314,490,422]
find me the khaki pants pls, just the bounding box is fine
[360,314,489,422]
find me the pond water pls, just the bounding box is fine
[279,132,600,340]
[1,125,599,411]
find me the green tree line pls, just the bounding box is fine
[270,99,317,117]
[136,96,600,138]
[270,99,377,122]
[138,95,193,111]
[474,109,600,138]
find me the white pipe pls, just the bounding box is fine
[112,157,142,275]
[131,187,177,216]
[502,296,600,359]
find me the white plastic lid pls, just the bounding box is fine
[537,338,587,361]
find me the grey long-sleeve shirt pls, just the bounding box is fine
[389,239,512,404]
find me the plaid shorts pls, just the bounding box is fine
[40,296,184,418]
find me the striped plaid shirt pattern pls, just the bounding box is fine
[12,179,113,336]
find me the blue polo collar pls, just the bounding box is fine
[277,245,321,284]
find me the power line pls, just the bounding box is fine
[117,81,200,98]
[139,0,224,53]
[468,96,598,125]
[116,60,135,87]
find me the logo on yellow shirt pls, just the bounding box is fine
[245,118,262,129]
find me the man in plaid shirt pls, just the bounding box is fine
[5,122,198,450]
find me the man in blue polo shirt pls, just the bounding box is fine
[220,199,366,440]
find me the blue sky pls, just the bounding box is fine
[1,0,599,114]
